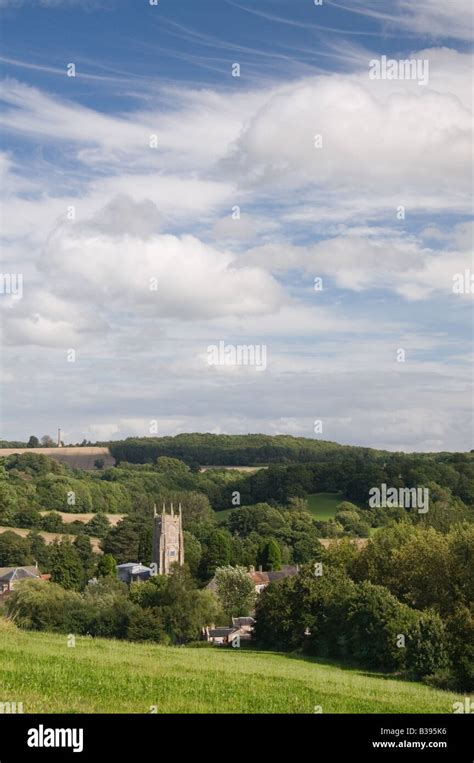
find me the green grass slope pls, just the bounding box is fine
[307,492,346,519]
[217,491,347,523]
[0,619,461,714]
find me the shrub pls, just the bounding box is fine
[6,579,83,632]
[406,610,449,679]
[126,607,169,644]
[444,605,474,691]
[347,582,418,671]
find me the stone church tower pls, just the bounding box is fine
[152,503,184,575]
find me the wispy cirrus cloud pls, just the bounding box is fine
[326,0,474,42]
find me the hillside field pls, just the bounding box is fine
[0,619,461,714]
[217,492,348,523]
[0,526,102,553]
[306,492,346,519]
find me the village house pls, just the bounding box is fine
[202,626,240,645]
[116,562,154,584]
[203,617,255,645]
[248,565,299,593]
[232,616,255,633]
[0,565,49,597]
[206,564,299,596]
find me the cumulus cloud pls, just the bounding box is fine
[34,197,282,321]
[223,52,472,202]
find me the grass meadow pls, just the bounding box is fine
[0,618,461,714]
[306,492,346,520]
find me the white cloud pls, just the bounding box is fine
[240,223,473,301]
[33,199,283,322]
[332,0,474,42]
[1,43,472,450]
[223,54,471,201]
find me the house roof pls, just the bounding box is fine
[267,566,298,582]
[116,563,152,575]
[232,617,255,627]
[208,564,300,592]
[249,566,299,585]
[0,566,40,583]
[208,627,239,638]
[249,571,270,584]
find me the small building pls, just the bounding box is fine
[248,570,269,594]
[0,565,46,596]
[232,616,255,631]
[207,565,300,596]
[248,565,299,593]
[232,616,255,640]
[203,626,240,645]
[116,563,153,584]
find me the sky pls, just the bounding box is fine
[0,0,472,451]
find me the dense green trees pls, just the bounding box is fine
[101,518,143,563]
[40,512,65,533]
[105,436,473,513]
[96,553,117,578]
[253,521,473,690]
[129,567,220,644]
[0,529,100,589]
[108,433,341,466]
[198,529,232,579]
[183,531,202,577]
[0,531,34,566]
[84,513,111,539]
[405,610,449,679]
[49,540,84,591]
[258,539,282,571]
[6,579,83,631]
[1,446,471,546]
[35,568,215,645]
[255,566,452,681]
[73,535,95,581]
[214,565,256,621]
[347,582,418,671]
[350,522,473,617]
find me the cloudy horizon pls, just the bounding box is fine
[0,0,472,452]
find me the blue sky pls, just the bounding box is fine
[0,0,472,450]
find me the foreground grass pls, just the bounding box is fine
[0,619,461,714]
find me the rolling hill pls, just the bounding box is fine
[0,618,461,714]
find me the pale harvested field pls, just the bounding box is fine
[200,465,267,472]
[39,511,125,527]
[0,446,115,470]
[319,538,368,550]
[0,526,102,553]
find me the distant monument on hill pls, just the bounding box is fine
[152,503,184,575]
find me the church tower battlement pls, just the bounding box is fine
[152,503,184,575]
